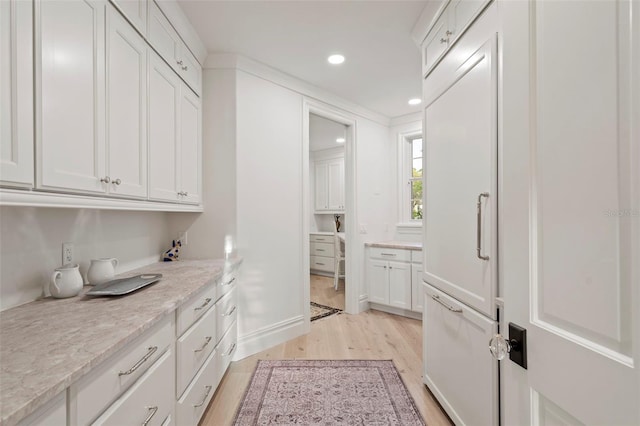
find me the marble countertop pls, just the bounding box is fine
[365,241,423,250]
[0,258,242,426]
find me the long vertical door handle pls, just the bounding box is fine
[477,192,490,261]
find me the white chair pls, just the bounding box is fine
[333,221,345,290]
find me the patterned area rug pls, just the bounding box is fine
[233,359,425,425]
[310,302,342,322]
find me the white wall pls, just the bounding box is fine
[0,207,172,310]
[234,70,306,353]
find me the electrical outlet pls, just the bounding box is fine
[62,242,74,265]
[178,231,188,245]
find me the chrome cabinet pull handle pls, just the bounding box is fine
[182,65,188,71]
[142,406,158,426]
[192,385,213,407]
[445,30,453,36]
[194,298,212,311]
[222,277,236,286]
[113,178,121,185]
[224,342,236,357]
[432,294,462,313]
[380,253,396,257]
[440,38,448,44]
[194,336,212,353]
[177,60,183,66]
[476,192,490,260]
[223,305,236,317]
[118,346,158,376]
[100,176,111,184]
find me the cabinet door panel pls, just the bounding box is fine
[38,0,106,193]
[422,12,448,76]
[327,158,344,210]
[423,36,497,319]
[110,0,146,35]
[314,162,328,211]
[147,0,179,71]
[367,259,388,305]
[1,0,33,187]
[179,86,201,204]
[411,263,423,312]
[148,53,180,202]
[388,261,411,309]
[106,4,147,198]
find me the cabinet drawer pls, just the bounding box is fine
[369,247,411,262]
[176,344,221,426]
[216,287,237,343]
[176,303,217,398]
[217,270,237,300]
[311,241,334,257]
[216,321,237,379]
[411,250,422,263]
[93,348,175,426]
[423,284,498,425]
[73,317,174,425]
[176,281,217,337]
[310,256,333,272]
[310,234,332,243]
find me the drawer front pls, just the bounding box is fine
[74,317,174,425]
[216,287,237,343]
[93,348,175,426]
[310,256,333,272]
[176,303,217,398]
[423,283,498,426]
[176,281,217,337]
[369,247,411,262]
[176,344,221,426]
[217,270,237,300]
[310,234,332,243]
[216,321,237,379]
[411,250,422,263]
[18,391,66,426]
[311,241,334,257]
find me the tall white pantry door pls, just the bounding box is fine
[500,1,640,424]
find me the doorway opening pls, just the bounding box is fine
[302,99,357,329]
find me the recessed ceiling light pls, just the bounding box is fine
[336,138,346,143]
[328,54,345,65]
[408,98,422,105]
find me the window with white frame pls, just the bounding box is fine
[400,133,423,224]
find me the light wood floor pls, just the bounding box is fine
[200,276,452,426]
[310,273,345,310]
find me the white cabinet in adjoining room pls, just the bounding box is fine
[366,247,414,312]
[106,3,148,199]
[149,51,201,205]
[36,0,107,194]
[314,157,344,212]
[0,0,33,189]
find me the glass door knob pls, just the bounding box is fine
[489,334,519,361]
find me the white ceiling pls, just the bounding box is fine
[310,113,347,152]
[175,0,428,119]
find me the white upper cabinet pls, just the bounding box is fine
[179,87,201,205]
[149,51,200,204]
[149,52,180,202]
[37,0,107,194]
[147,0,201,96]
[421,0,489,77]
[0,0,34,188]
[314,157,344,212]
[110,0,147,36]
[106,3,148,198]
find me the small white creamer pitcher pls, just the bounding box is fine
[87,258,119,285]
[50,264,83,298]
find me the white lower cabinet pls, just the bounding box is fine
[92,348,175,426]
[423,283,498,426]
[367,247,421,315]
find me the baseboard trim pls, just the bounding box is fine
[233,315,306,361]
[359,295,369,313]
[369,303,422,320]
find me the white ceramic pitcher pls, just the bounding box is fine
[87,258,119,285]
[50,264,83,298]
